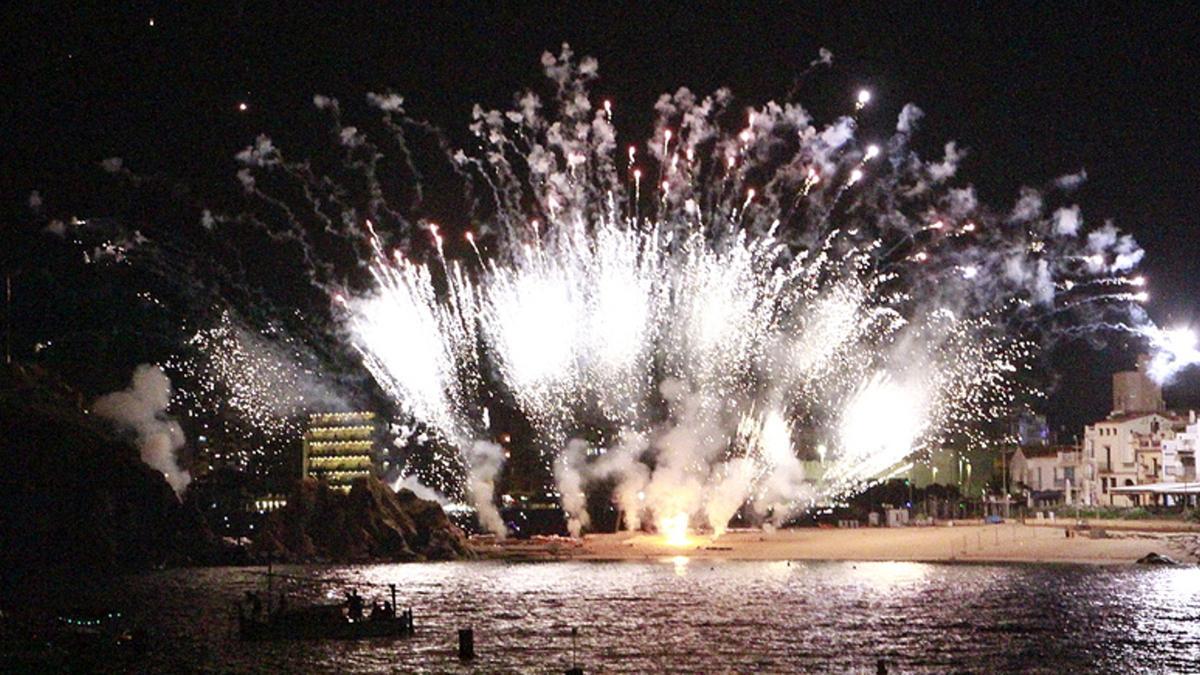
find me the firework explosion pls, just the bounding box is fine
[98,46,1178,540]
[327,46,1150,539]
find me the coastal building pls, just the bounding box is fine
[1075,355,1190,506]
[1161,411,1199,483]
[301,412,379,491]
[1009,445,1084,507]
[1082,412,1184,506]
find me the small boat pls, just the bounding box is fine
[236,565,414,641]
[238,604,414,641]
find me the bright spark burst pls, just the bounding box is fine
[1141,325,1200,384]
[657,512,693,547]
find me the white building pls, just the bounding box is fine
[1161,411,1199,483]
[1009,445,1085,507]
[1082,412,1185,506]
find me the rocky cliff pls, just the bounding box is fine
[0,365,223,588]
[252,476,473,562]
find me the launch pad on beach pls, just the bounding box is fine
[471,523,1200,565]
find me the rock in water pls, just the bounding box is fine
[1136,552,1179,565]
[253,477,472,562]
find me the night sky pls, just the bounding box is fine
[4,2,1199,437]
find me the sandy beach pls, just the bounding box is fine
[474,522,1200,565]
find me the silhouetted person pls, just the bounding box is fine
[346,590,364,620]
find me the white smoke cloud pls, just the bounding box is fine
[1008,187,1043,223]
[1111,232,1144,271]
[463,440,507,538]
[552,381,775,539]
[339,126,364,148]
[555,440,591,537]
[1054,168,1087,191]
[745,409,808,525]
[235,135,280,168]
[943,186,977,218]
[1086,222,1117,251]
[28,190,43,212]
[1002,256,1054,304]
[587,431,651,531]
[366,92,405,112]
[1086,222,1144,272]
[43,219,67,238]
[236,168,255,192]
[93,364,191,497]
[1052,205,1081,237]
[578,55,599,77]
[928,141,964,183]
[703,458,756,536]
[391,473,450,505]
[811,47,834,67]
[819,117,856,151]
[639,380,739,533]
[1032,259,1054,305]
[896,103,924,135]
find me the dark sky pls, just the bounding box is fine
[4,2,1199,436]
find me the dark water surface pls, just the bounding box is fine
[12,559,1200,672]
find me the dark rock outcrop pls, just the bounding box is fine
[0,364,221,588]
[1136,552,1179,565]
[253,477,472,562]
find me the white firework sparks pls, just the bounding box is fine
[222,46,1156,539]
[170,311,346,473]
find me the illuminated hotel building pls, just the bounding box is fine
[301,412,379,491]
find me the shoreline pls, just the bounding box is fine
[471,523,1200,565]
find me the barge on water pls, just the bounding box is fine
[238,604,414,641]
[236,570,414,641]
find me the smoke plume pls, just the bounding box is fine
[93,364,191,497]
[555,440,591,537]
[463,439,507,537]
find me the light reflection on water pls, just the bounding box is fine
[37,560,1200,672]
